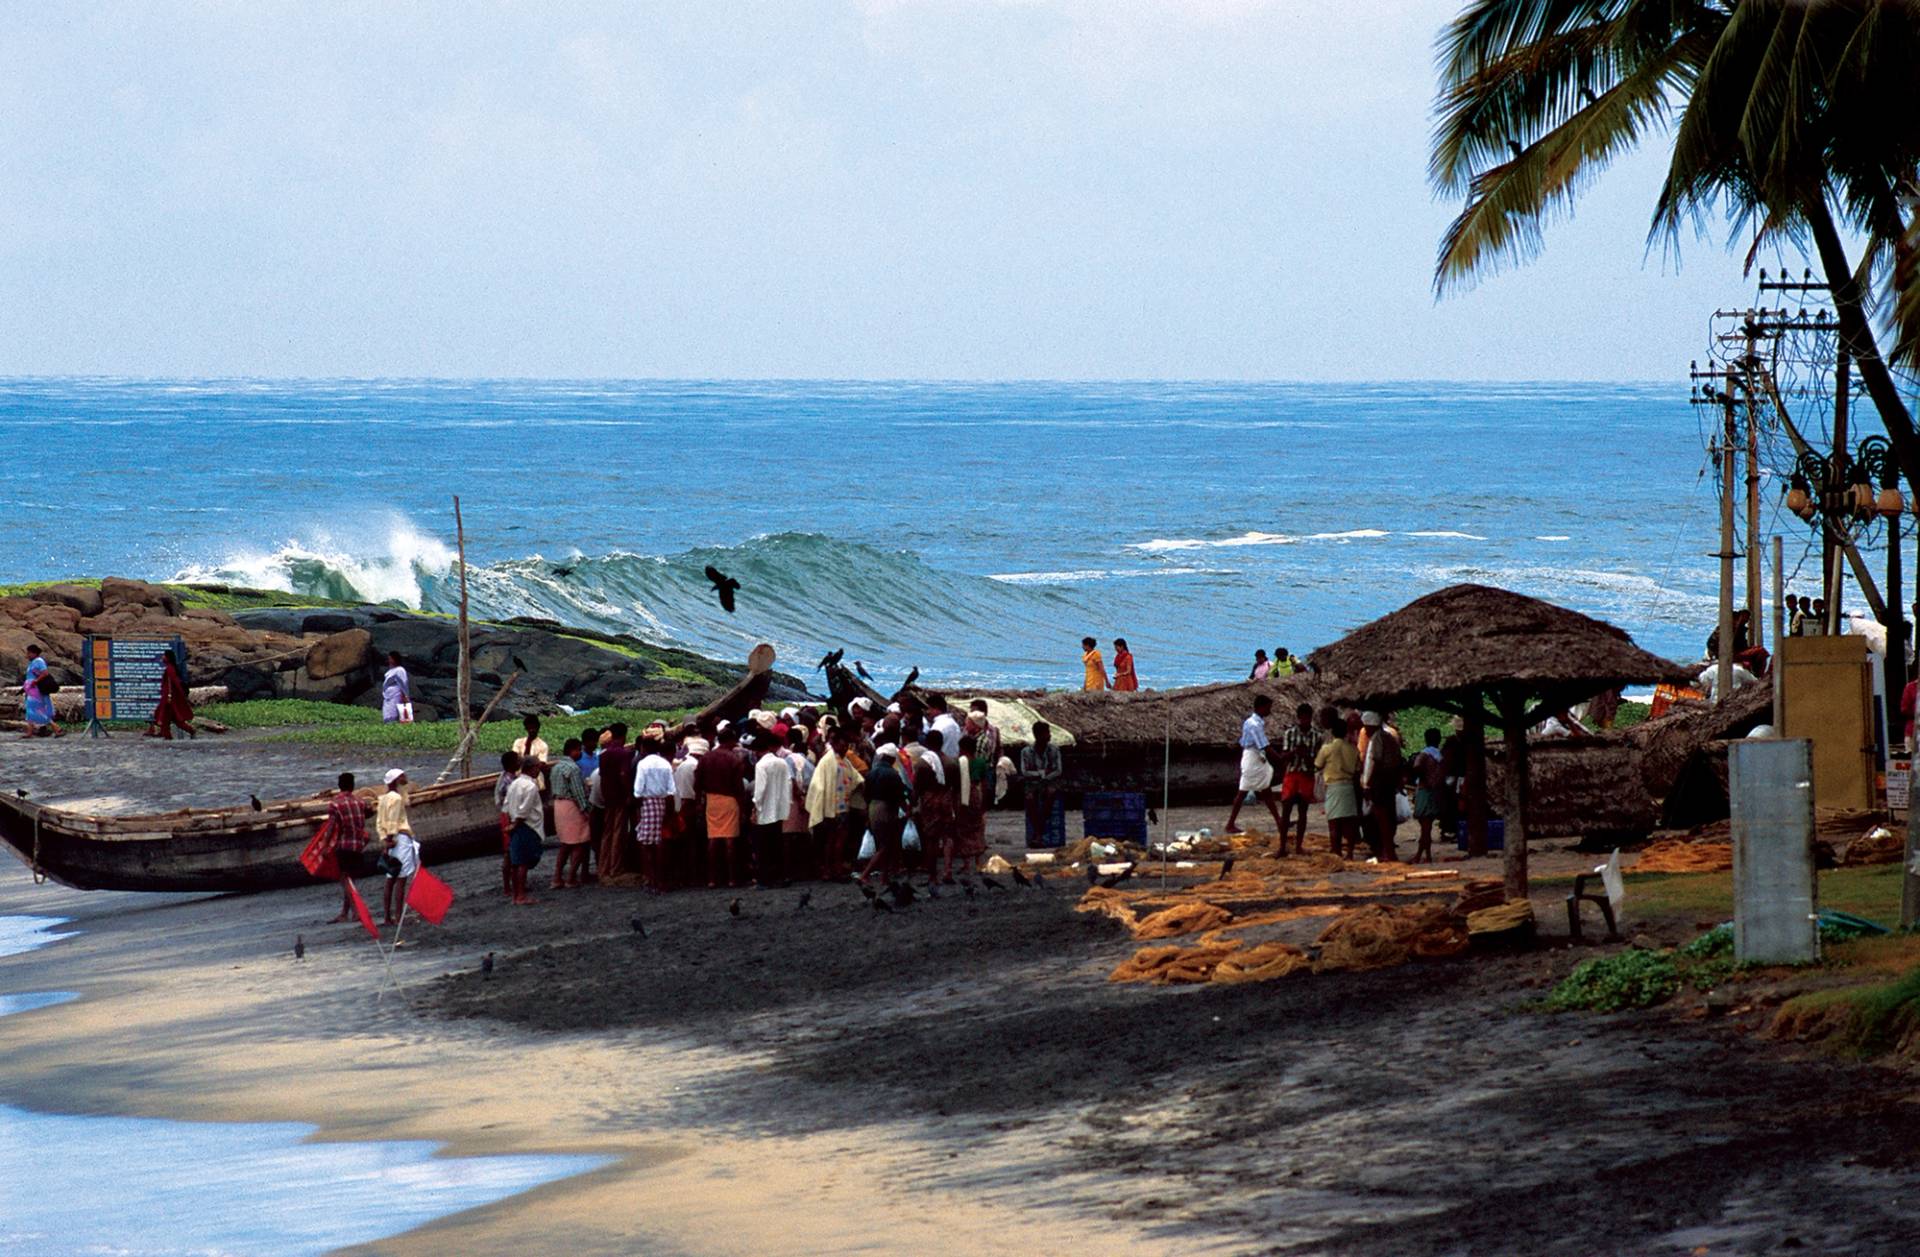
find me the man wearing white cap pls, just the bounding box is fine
[1226,695,1285,836]
[375,770,415,926]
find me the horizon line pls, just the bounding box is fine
[0,372,1681,387]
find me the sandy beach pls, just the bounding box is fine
[2,732,1918,1255]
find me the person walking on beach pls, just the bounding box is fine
[494,750,521,897]
[1226,695,1284,836]
[1112,639,1139,691]
[380,652,411,723]
[382,817,419,927]
[1081,637,1108,691]
[633,732,676,891]
[503,756,545,905]
[1276,702,1320,855]
[1019,721,1064,848]
[1359,712,1402,861]
[549,738,592,889]
[805,726,863,879]
[749,733,794,887]
[860,744,908,881]
[144,652,196,740]
[19,646,60,738]
[512,715,550,785]
[1249,649,1271,681]
[597,722,637,881]
[375,769,415,924]
[325,772,369,923]
[1315,707,1362,859]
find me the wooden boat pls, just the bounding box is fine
[0,643,783,894]
[0,774,503,894]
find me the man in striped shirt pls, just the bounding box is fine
[1276,704,1321,856]
[326,772,369,923]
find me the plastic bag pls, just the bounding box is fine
[857,829,876,861]
[902,819,922,852]
[398,701,415,724]
[1395,792,1413,824]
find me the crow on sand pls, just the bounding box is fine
[481,952,495,977]
[293,935,305,960]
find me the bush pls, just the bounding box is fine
[1544,950,1680,1012]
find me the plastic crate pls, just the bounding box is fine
[1454,819,1506,851]
[1028,797,1067,849]
[1083,791,1149,844]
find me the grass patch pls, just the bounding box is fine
[1619,864,1903,928]
[197,700,384,728]
[259,707,697,753]
[1774,967,1920,1059]
[1393,700,1649,751]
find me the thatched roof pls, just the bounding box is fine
[1305,584,1692,711]
[940,673,1328,750]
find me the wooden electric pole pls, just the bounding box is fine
[454,495,473,779]
[1718,376,1738,703]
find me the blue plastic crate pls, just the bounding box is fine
[1083,791,1149,844]
[1027,797,1067,848]
[1454,819,1506,851]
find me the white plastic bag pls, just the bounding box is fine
[398,701,415,724]
[901,819,922,852]
[856,829,876,861]
[1395,792,1413,824]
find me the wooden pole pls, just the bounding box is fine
[454,496,472,779]
[434,672,520,786]
[1464,703,1489,858]
[1829,348,1851,614]
[1772,536,1785,731]
[1718,384,1738,704]
[1744,357,1764,650]
[1495,689,1531,901]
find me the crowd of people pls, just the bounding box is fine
[477,696,1052,901]
[1228,695,1467,865]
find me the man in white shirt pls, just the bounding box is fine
[1226,695,1284,836]
[927,695,965,772]
[749,736,795,886]
[503,759,545,905]
[632,734,677,890]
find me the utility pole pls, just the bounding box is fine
[454,495,473,779]
[1719,373,1738,703]
[1831,346,1851,627]
[1742,329,1764,650]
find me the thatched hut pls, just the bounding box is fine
[1306,584,1692,898]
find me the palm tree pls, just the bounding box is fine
[1432,0,1920,481]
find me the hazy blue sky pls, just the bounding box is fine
[0,1,1802,380]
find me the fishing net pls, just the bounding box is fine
[1466,900,1536,935]
[1108,941,1242,984]
[1212,941,1312,984]
[1132,901,1234,940]
[1840,827,1905,867]
[1634,840,1733,874]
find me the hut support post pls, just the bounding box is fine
[1459,701,1490,859]
[1494,690,1531,901]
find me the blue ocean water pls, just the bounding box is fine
[3,378,1751,687]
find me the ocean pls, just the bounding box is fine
[3,377,1760,689]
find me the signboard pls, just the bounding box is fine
[83,636,186,728]
[1890,759,1912,815]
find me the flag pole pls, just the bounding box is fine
[375,900,410,1004]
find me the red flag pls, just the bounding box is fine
[298,820,340,882]
[344,878,380,940]
[406,867,455,925]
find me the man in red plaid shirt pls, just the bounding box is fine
[326,772,370,923]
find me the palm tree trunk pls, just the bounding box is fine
[1806,198,1920,494]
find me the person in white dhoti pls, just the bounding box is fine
[1226,695,1285,835]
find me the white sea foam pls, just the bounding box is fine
[171,514,455,608]
[1130,531,1298,552]
[988,567,1233,584]
[1406,530,1489,541]
[1536,535,1572,542]
[1306,528,1391,541]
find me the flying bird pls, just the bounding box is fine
[481,952,495,977]
[1011,866,1033,888]
[853,660,873,681]
[815,649,844,672]
[630,913,647,937]
[704,565,741,614]
[249,794,263,812]
[728,897,743,918]
[552,563,576,578]
[293,935,305,961]
[795,891,812,912]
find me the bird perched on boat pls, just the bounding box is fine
[1010,866,1033,888]
[293,935,305,960]
[14,788,26,800]
[853,660,873,681]
[795,891,812,912]
[704,565,741,614]
[898,666,919,692]
[1219,856,1235,880]
[249,794,263,812]
[728,897,743,918]
[815,648,844,672]
[630,913,647,937]
[481,952,495,977]
[980,875,1005,892]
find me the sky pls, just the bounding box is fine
[0,1,1806,381]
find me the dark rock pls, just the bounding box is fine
[288,666,353,702]
[368,618,461,666]
[99,577,183,617]
[31,584,104,617]
[299,611,365,635]
[231,609,314,636]
[218,664,278,701]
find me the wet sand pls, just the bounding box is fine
[3,737,1920,1254]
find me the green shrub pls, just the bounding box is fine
[1544,950,1680,1012]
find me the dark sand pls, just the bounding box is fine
[3,732,1918,1254]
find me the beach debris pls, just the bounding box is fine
[1108,942,1242,984]
[1212,942,1312,984]
[1011,866,1033,888]
[704,565,741,613]
[1466,900,1537,951]
[1634,840,1733,874]
[1841,826,1904,867]
[293,934,305,960]
[630,913,647,937]
[480,952,494,977]
[1023,851,1055,865]
[984,855,1014,875]
[795,891,812,911]
[1451,878,1506,917]
[728,897,743,918]
[249,794,263,812]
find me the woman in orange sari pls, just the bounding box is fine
[1111,639,1138,691]
[1080,637,1108,691]
[145,654,196,740]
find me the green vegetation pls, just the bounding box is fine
[1777,968,1920,1060]
[1393,700,1648,750]
[1544,950,1680,1013]
[1612,865,1905,927]
[197,699,384,728]
[258,707,697,752]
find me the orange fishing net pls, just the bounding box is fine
[1633,840,1733,874]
